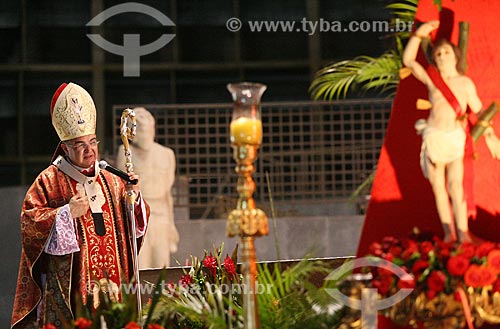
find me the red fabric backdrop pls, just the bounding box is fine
[357,0,500,257]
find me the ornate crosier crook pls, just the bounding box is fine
[121,108,137,179]
[120,108,142,319]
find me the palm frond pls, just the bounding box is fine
[386,0,418,19]
[309,52,402,100]
[309,59,369,100]
[386,0,418,39]
[159,282,243,329]
[309,0,417,101]
[256,259,341,328]
[143,268,168,326]
[355,52,403,94]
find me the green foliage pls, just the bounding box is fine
[65,246,348,329]
[72,277,141,329]
[309,0,418,100]
[256,259,343,329]
[309,51,403,100]
[144,243,243,328]
[143,267,169,327]
[145,255,345,329]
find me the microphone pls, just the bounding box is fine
[98,160,138,185]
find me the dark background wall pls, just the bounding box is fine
[0,0,397,186]
[0,187,25,328]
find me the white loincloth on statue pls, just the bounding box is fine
[415,119,466,178]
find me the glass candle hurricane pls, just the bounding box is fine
[228,82,266,146]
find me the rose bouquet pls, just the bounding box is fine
[363,229,500,327]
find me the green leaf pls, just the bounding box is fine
[309,0,417,100]
[143,267,168,326]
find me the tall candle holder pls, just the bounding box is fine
[226,82,269,329]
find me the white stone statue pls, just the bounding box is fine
[116,107,179,268]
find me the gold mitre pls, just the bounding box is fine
[50,82,96,141]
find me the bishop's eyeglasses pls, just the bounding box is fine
[64,139,100,152]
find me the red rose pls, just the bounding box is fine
[372,276,394,295]
[427,270,446,293]
[376,265,393,278]
[148,324,165,329]
[487,249,500,274]
[397,274,416,289]
[458,242,476,259]
[389,246,403,258]
[74,318,93,329]
[435,239,453,250]
[439,247,451,258]
[411,259,430,274]
[419,241,434,255]
[446,255,470,276]
[369,242,383,257]
[125,322,142,329]
[401,240,419,260]
[476,242,496,258]
[492,278,500,294]
[382,253,394,263]
[381,236,398,251]
[464,265,497,288]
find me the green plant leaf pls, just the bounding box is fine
[309,0,417,101]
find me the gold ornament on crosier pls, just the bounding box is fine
[226,82,269,329]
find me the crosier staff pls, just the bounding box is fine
[120,108,142,319]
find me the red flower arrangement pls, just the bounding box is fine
[366,233,500,297]
[363,231,500,327]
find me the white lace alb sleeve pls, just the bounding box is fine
[44,204,80,255]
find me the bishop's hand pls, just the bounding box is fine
[69,191,89,218]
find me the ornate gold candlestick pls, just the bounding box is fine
[226,82,269,329]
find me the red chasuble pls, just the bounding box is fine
[11,164,149,328]
[357,0,500,255]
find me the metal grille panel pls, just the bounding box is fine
[112,99,391,219]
